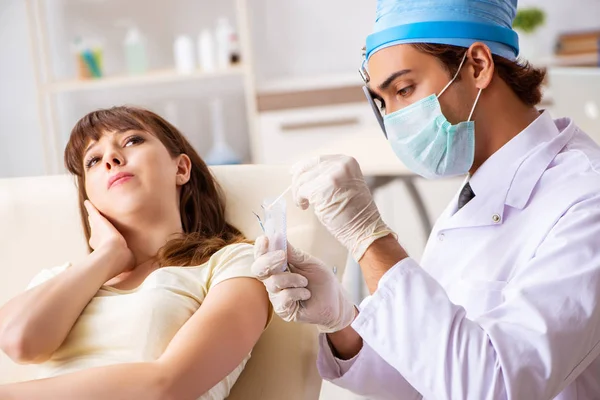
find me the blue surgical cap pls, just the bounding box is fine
[366,0,520,61]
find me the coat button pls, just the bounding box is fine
[438,233,445,241]
[492,214,501,223]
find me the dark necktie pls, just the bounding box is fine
[458,182,475,210]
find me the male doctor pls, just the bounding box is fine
[252,0,600,399]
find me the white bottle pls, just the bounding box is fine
[198,29,216,72]
[215,17,233,69]
[173,35,195,74]
[229,31,241,65]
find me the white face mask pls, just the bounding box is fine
[382,53,483,179]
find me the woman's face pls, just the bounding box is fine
[82,129,191,221]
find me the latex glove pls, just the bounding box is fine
[252,236,356,333]
[291,154,394,261]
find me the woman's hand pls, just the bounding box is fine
[84,200,135,277]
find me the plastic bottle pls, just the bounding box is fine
[215,17,233,68]
[229,31,241,64]
[173,35,195,74]
[215,17,241,67]
[198,29,216,72]
[124,26,148,75]
[204,98,241,165]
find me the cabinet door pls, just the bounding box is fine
[256,103,378,164]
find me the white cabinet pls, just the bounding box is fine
[256,102,378,165]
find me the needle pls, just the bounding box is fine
[252,211,265,232]
[265,185,292,210]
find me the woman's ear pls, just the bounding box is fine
[467,42,495,90]
[175,154,192,186]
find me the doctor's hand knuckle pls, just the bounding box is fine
[342,155,358,169]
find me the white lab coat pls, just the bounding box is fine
[318,112,600,400]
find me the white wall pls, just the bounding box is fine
[0,0,45,178]
[518,0,600,57]
[248,0,374,86]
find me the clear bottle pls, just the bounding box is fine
[204,98,241,165]
[124,26,148,75]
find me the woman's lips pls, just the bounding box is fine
[108,173,134,189]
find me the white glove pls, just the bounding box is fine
[252,236,356,333]
[291,154,395,261]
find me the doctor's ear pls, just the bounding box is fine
[467,43,494,90]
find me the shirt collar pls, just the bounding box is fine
[444,112,576,229]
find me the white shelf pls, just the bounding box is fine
[44,65,248,93]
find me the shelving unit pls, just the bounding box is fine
[24,0,259,175]
[44,65,248,93]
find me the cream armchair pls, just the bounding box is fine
[0,165,348,400]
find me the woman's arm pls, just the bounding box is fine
[0,277,269,400]
[0,200,133,364]
[0,245,130,364]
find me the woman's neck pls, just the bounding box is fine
[112,214,184,268]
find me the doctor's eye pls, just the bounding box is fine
[398,85,414,98]
[374,98,386,112]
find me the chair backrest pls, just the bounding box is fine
[0,165,348,399]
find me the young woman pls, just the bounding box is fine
[0,106,270,400]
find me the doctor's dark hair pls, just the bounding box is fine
[412,43,546,107]
[64,106,248,267]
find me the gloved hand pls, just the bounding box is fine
[291,154,395,261]
[252,236,356,333]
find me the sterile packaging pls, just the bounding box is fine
[262,197,288,272]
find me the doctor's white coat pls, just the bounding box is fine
[318,112,600,400]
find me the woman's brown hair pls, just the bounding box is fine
[411,43,547,107]
[64,106,247,267]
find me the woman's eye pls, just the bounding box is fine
[124,136,144,147]
[85,157,100,169]
[398,86,414,97]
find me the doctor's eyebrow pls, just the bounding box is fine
[378,69,412,91]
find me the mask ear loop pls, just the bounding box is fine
[468,88,483,122]
[438,51,469,98]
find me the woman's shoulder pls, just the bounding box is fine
[209,242,254,263]
[153,243,255,292]
[204,242,255,289]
